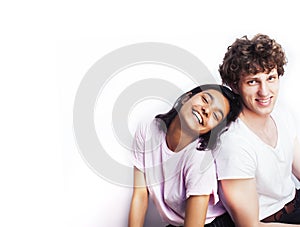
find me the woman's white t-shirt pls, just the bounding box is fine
[132,119,226,226]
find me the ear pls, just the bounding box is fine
[181,92,192,105]
[230,82,240,94]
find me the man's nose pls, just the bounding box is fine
[258,81,269,96]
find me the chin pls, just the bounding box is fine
[257,109,273,116]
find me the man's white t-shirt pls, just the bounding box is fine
[214,107,297,220]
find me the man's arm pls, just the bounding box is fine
[128,167,148,227]
[184,195,210,227]
[292,137,300,181]
[221,179,299,227]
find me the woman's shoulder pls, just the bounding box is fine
[134,118,166,138]
[184,148,215,173]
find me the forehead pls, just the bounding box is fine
[242,68,278,80]
[201,89,223,97]
[199,89,225,99]
[195,89,230,110]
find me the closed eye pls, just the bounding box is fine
[202,95,208,104]
[213,111,224,122]
[213,109,224,122]
[202,92,213,104]
[213,112,219,121]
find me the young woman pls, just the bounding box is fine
[128,84,242,227]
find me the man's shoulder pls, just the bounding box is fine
[217,118,255,154]
[214,119,257,160]
[273,100,298,117]
[221,118,248,140]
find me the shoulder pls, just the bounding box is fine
[214,119,257,163]
[185,148,215,175]
[273,103,297,137]
[213,118,258,179]
[218,119,252,148]
[272,103,291,119]
[272,103,297,124]
[184,149,218,196]
[134,118,164,138]
[132,119,165,170]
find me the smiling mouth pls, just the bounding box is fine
[255,97,272,105]
[192,110,203,125]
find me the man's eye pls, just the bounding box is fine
[268,76,276,81]
[247,80,257,85]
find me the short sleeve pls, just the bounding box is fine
[274,102,297,141]
[214,132,257,180]
[184,150,218,203]
[279,107,297,141]
[131,122,147,172]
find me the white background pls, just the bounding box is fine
[1,0,300,226]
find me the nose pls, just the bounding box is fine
[258,81,269,96]
[201,105,211,118]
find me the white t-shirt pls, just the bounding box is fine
[132,119,226,226]
[214,107,297,220]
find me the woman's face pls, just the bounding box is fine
[178,89,230,135]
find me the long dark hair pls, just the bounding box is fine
[155,84,242,150]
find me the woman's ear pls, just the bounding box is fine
[181,92,192,104]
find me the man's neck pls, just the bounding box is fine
[239,108,278,148]
[239,108,271,129]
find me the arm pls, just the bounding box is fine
[292,137,300,181]
[128,167,148,227]
[184,195,210,227]
[221,179,299,227]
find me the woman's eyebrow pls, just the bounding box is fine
[203,92,214,101]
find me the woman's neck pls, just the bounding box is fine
[166,116,197,152]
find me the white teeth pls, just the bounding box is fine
[192,110,203,124]
[257,98,270,103]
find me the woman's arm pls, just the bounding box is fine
[128,167,148,227]
[184,195,210,227]
[221,179,299,227]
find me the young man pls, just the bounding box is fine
[214,34,300,227]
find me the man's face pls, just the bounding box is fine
[237,68,279,117]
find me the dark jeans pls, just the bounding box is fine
[278,189,300,224]
[166,212,235,227]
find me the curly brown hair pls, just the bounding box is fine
[219,34,287,88]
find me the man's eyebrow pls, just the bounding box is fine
[243,75,259,80]
[269,72,278,76]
